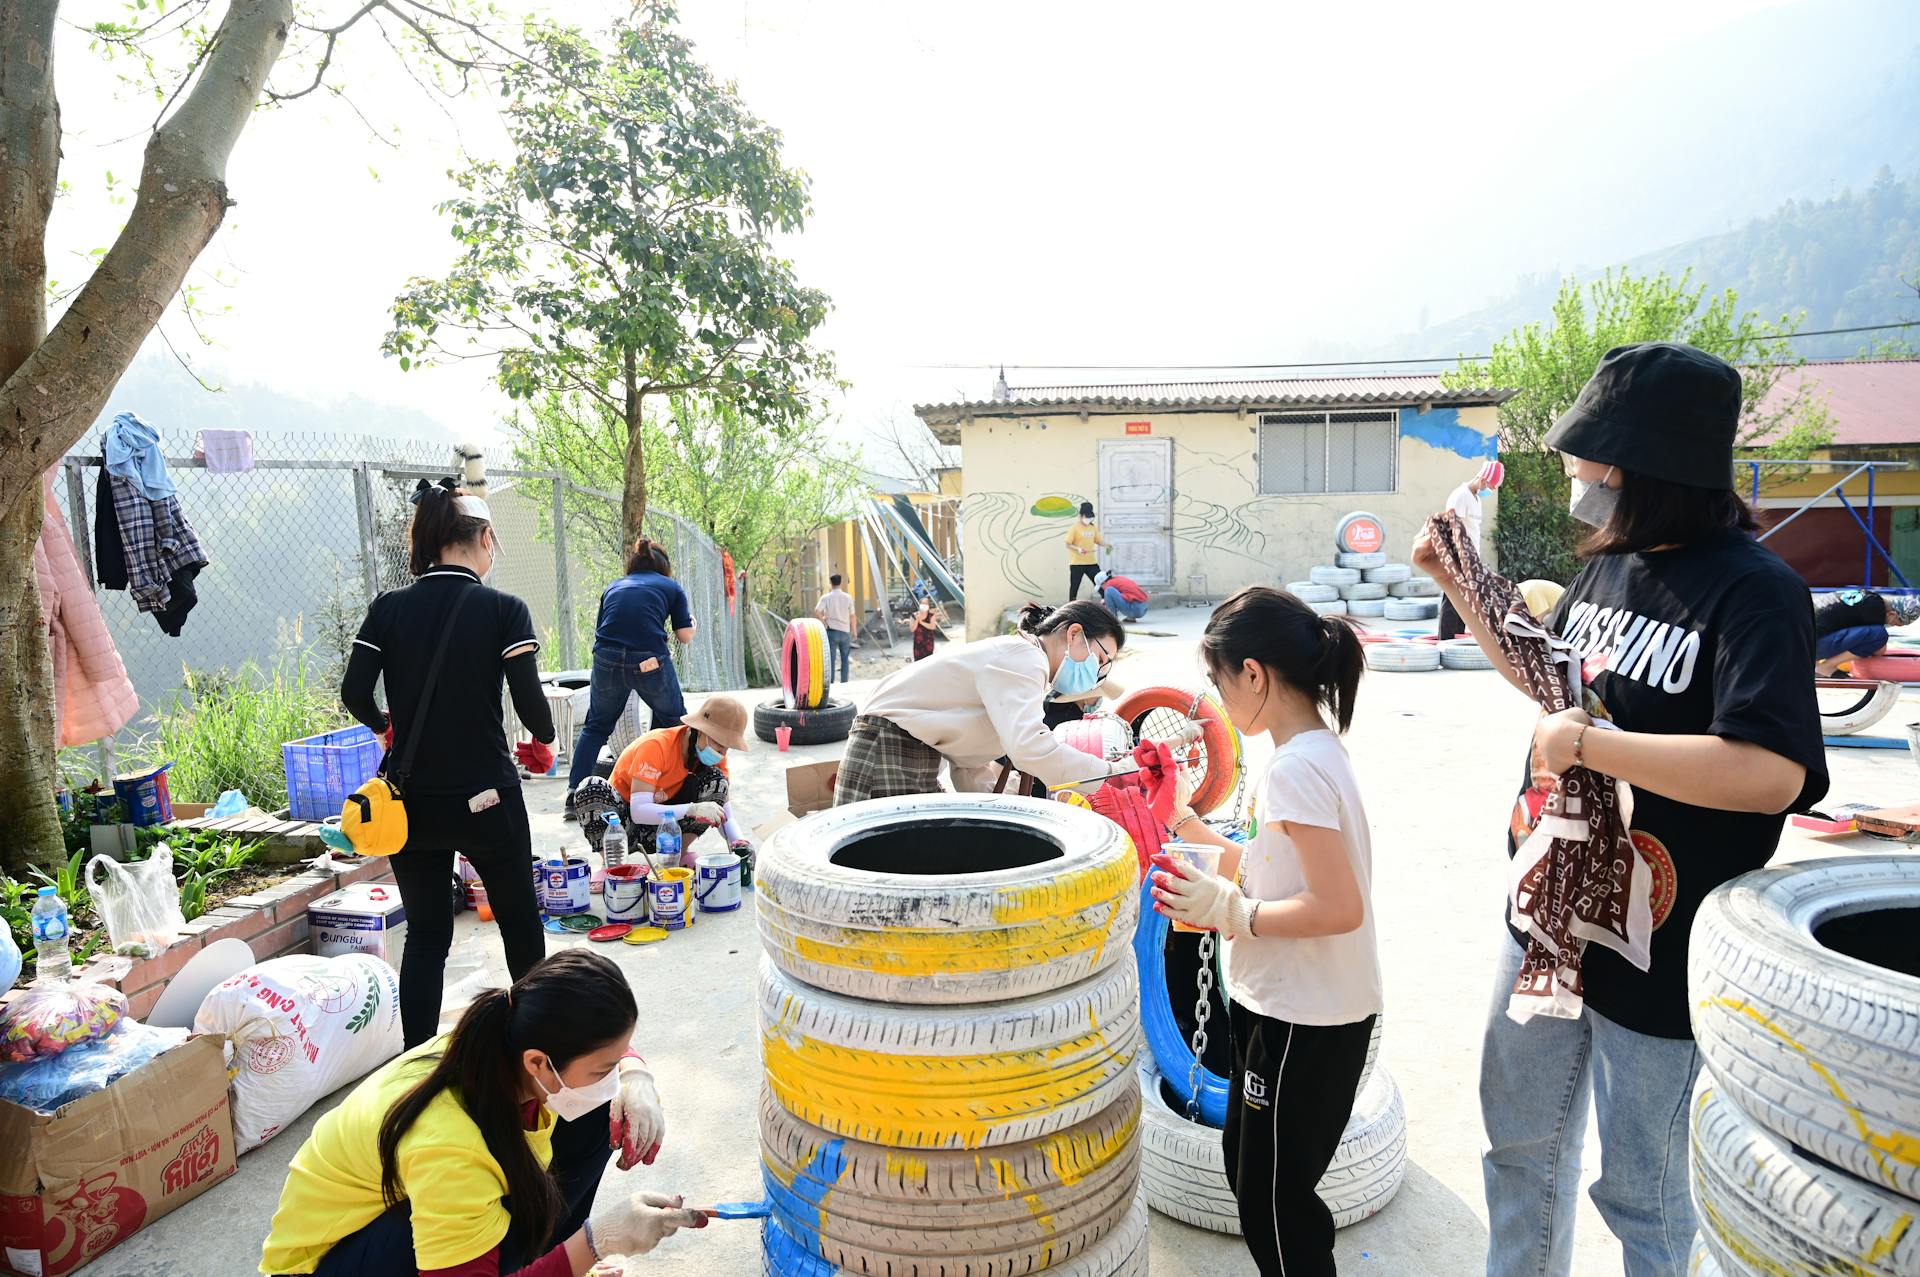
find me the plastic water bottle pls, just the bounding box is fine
[602,813,626,871]
[31,886,72,984]
[657,813,682,868]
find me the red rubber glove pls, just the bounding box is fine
[1133,740,1180,826]
[515,740,554,774]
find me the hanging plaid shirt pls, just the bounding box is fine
[1424,510,1651,1023]
[107,474,209,614]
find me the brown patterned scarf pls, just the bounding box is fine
[1424,511,1652,1022]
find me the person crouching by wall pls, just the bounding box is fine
[1099,568,1149,622]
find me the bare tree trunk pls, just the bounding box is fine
[0,0,65,873]
[0,0,292,870]
[621,349,647,549]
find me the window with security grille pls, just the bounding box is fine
[1257,410,1398,494]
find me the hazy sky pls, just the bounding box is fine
[48,0,1841,459]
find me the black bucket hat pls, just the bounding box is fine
[1544,342,1743,490]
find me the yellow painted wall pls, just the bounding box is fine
[955,406,1501,639]
[1741,446,1920,501]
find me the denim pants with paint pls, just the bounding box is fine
[1480,932,1701,1277]
[1103,587,1148,621]
[567,645,689,791]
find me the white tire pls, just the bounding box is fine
[759,1081,1141,1275]
[1691,1084,1919,1276]
[1364,563,1412,584]
[1382,598,1439,621]
[759,956,1141,1150]
[1347,599,1387,618]
[1336,550,1387,570]
[1139,1061,1407,1234]
[1334,511,1385,556]
[1338,581,1389,601]
[1364,643,1441,673]
[756,794,1137,1004]
[1389,578,1440,598]
[1287,582,1339,603]
[1308,600,1347,617]
[1440,640,1495,670]
[1689,1234,1727,1277]
[1689,856,1920,1201]
[1310,565,1361,587]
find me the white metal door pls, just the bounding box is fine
[1098,438,1173,587]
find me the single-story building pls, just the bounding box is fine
[917,374,1516,640]
[1746,357,1920,587]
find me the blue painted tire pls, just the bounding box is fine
[1134,876,1232,1128]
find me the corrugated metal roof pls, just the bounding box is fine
[1751,359,1920,446]
[914,374,1514,437]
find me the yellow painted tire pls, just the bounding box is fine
[758,954,1141,1150]
[755,795,1138,1005]
[758,1079,1140,1273]
[783,618,830,710]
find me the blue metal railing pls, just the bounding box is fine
[1746,459,1913,590]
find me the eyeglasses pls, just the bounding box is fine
[1088,634,1115,678]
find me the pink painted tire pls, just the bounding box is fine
[782,618,829,709]
[1848,654,1920,683]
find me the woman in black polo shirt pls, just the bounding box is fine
[342,481,558,1047]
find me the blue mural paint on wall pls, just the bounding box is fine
[1399,406,1497,460]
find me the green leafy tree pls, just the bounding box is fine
[1444,269,1835,581]
[386,4,837,549]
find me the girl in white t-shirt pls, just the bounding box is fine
[1152,585,1384,1277]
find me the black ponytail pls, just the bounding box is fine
[627,536,673,577]
[1017,599,1126,653]
[377,950,637,1250]
[407,480,489,577]
[1201,586,1365,732]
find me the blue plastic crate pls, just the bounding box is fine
[283,725,383,822]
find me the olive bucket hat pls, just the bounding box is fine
[1544,342,1743,489]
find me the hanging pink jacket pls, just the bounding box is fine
[34,469,138,746]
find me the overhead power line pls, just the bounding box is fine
[907,319,1920,373]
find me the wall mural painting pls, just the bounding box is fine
[960,490,1090,597]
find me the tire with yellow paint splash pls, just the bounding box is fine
[1689,856,1920,1202]
[756,1079,1140,1274]
[756,795,1139,1005]
[1687,1235,1726,1277]
[758,954,1141,1151]
[1691,1085,1919,1277]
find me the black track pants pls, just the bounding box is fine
[1223,1003,1377,1276]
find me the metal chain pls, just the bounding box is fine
[1185,929,1215,1121]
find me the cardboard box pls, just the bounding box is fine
[0,1035,236,1277]
[309,883,407,970]
[784,760,840,818]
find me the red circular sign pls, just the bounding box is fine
[1341,517,1384,554]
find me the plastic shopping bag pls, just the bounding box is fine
[0,980,127,1062]
[0,1019,188,1111]
[87,845,188,958]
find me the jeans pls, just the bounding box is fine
[1103,587,1148,621]
[1480,934,1701,1277]
[308,1099,614,1275]
[567,646,688,791]
[826,627,852,683]
[1816,624,1888,662]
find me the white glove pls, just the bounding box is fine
[610,1057,664,1169]
[683,801,726,826]
[589,1191,705,1258]
[1151,859,1254,937]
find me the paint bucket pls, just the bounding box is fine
[112,763,174,827]
[695,851,742,914]
[603,864,651,923]
[648,867,693,931]
[541,856,592,916]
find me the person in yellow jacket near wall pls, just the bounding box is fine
[1065,501,1109,600]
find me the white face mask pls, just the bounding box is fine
[532,1056,621,1122]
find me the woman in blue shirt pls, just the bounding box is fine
[566,537,697,816]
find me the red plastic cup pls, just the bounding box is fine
[775,725,793,751]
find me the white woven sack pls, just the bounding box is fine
[608,690,653,758]
[1364,564,1412,585]
[1389,578,1440,598]
[1339,582,1388,601]
[1335,551,1387,570]
[1347,599,1387,617]
[1309,566,1361,588]
[1288,582,1339,603]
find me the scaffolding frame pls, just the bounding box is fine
[1747,458,1913,591]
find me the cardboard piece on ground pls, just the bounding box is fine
[1853,802,1920,840]
[784,760,840,818]
[755,811,797,843]
[0,1034,236,1277]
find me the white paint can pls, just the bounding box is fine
[695,850,742,914]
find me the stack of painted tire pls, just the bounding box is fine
[1291,513,1420,619]
[755,795,1149,1274]
[1686,857,1920,1276]
[755,617,855,744]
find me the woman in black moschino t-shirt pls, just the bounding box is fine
[1417,344,1828,1277]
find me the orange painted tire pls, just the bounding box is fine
[1113,687,1241,817]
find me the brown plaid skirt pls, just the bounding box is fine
[834,715,945,805]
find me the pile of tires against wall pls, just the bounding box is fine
[754,794,1149,1274]
[1686,856,1920,1276]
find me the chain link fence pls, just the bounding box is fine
[56,429,746,778]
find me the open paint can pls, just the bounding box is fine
[695,851,742,914]
[541,856,592,916]
[648,867,693,931]
[603,864,650,923]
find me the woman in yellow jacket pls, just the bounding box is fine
[1064,501,1109,600]
[259,950,703,1276]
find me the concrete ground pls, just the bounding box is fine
[94,608,1919,1276]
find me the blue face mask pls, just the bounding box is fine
[1051,630,1103,696]
[696,745,724,767]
